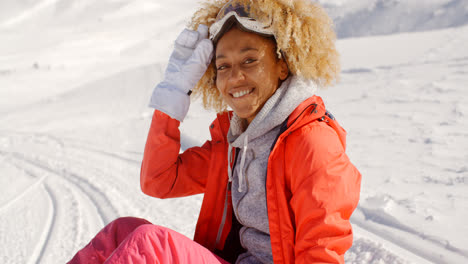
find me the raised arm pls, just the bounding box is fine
[141,24,214,199]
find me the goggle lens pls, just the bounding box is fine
[216,1,251,21]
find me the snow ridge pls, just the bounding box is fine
[321,0,468,38]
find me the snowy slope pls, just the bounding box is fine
[1,0,467,263]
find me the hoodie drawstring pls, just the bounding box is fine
[227,143,233,182]
[238,135,248,192]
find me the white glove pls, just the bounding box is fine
[149,25,214,122]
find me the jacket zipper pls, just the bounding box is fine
[215,147,239,248]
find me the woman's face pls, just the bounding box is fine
[215,27,288,124]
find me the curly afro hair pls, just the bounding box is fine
[189,0,340,112]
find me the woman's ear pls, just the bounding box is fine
[278,58,289,81]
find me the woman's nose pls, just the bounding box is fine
[228,65,245,83]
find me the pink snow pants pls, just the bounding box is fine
[67,217,230,264]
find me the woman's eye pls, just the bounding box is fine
[245,59,256,64]
[217,65,227,71]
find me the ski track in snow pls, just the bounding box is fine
[0,133,124,223]
[10,151,119,224]
[0,133,127,262]
[0,173,46,213]
[29,183,56,264]
[0,130,205,263]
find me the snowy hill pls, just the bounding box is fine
[1,0,467,263]
[320,0,468,38]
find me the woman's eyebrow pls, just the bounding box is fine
[240,47,259,53]
[216,47,259,60]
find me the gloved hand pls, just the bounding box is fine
[149,25,214,122]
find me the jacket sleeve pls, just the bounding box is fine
[140,110,213,198]
[287,122,361,263]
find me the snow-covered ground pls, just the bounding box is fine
[1,0,467,263]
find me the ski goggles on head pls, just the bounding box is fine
[209,0,275,44]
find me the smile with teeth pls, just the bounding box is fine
[232,89,254,98]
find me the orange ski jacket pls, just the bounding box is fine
[141,95,361,264]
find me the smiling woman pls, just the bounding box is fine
[67,1,361,263]
[215,27,288,125]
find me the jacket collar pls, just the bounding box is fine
[287,95,326,128]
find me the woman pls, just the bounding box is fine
[68,0,361,263]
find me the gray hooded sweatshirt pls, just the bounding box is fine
[227,76,317,264]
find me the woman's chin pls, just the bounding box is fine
[232,108,257,123]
